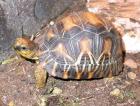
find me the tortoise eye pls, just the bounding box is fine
[21,46,28,50]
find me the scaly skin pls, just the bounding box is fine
[35,63,47,88]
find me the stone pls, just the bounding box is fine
[128,72,136,80]
[8,101,15,106]
[34,0,86,22]
[0,4,15,61]
[110,88,121,97]
[124,59,138,69]
[52,87,62,95]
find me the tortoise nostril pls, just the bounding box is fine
[14,46,21,51]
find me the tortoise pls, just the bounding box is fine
[14,11,123,88]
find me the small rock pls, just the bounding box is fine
[128,99,135,104]
[49,21,54,25]
[52,87,62,95]
[110,88,124,99]
[8,101,15,106]
[124,59,137,68]
[128,72,136,80]
[38,95,48,106]
[110,88,121,97]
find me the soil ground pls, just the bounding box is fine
[0,53,140,106]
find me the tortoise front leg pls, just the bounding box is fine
[35,64,48,88]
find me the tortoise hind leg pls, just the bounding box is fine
[35,64,48,88]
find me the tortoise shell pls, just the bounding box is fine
[38,11,123,79]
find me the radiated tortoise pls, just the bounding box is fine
[14,11,123,88]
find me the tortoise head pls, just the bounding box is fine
[14,37,39,60]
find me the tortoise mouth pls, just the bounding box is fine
[14,46,39,60]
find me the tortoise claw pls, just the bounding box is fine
[35,64,48,88]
